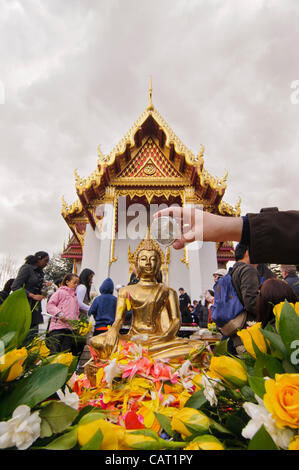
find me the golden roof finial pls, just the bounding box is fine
[220,168,228,185]
[147,76,154,111]
[61,195,67,212]
[235,196,242,216]
[74,169,81,186]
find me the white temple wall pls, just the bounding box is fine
[80,225,100,275]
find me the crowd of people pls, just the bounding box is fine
[1,206,298,359]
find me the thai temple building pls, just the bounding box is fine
[61,83,239,299]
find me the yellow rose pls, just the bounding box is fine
[273,302,299,324]
[237,322,268,358]
[192,373,203,391]
[264,374,299,429]
[78,418,123,450]
[29,339,50,358]
[208,355,247,387]
[138,406,161,433]
[288,434,299,450]
[50,352,74,367]
[184,435,224,450]
[171,407,210,438]
[0,347,27,381]
[119,431,159,450]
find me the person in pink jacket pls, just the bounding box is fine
[47,273,80,354]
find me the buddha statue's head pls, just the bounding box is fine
[134,231,162,280]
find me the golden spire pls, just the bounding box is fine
[61,195,67,213]
[147,76,154,111]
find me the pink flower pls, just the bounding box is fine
[150,362,175,382]
[122,357,152,380]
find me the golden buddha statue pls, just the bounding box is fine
[88,230,204,363]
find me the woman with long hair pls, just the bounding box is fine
[46,273,80,354]
[11,251,49,340]
[255,278,298,328]
[76,268,95,316]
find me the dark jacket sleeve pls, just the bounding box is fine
[247,208,299,264]
[11,265,31,295]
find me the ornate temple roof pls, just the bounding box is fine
[61,81,241,248]
[61,234,82,260]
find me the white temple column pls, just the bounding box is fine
[94,197,116,290]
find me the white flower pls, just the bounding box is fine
[130,334,148,343]
[0,405,41,450]
[161,394,176,407]
[178,359,191,378]
[128,342,144,360]
[201,374,224,407]
[181,377,194,392]
[104,358,122,388]
[56,387,80,410]
[242,395,294,449]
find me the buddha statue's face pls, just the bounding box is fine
[136,249,160,279]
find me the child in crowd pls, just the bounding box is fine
[46,273,80,354]
[88,277,117,336]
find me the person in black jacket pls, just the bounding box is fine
[0,278,15,305]
[178,287,191,321]
[11,251,49,341]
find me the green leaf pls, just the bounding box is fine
[248,375,265,399]
[225,414,246,436]
[185,388,207,410]
[248,425,278,450]
[40,419,53,438]
[0,332,18,351]
[282,359,298,373]
[0,363,68,419]
[129,429,160,439]
[78,410,106,426]
[81,428,103,450]
[43,428,78,450]
[253,354,284,378]
[72,405,96,425]
[184,422,210,436]
[0,289,31,348]
[66,356,78,382]
[261,330,288,359]
[240,385,255,400]
[213,339,228,356]
[279,302,299,369]
[154,412,174,437]
[39,401,78,437]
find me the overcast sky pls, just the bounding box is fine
[0,0,298,271]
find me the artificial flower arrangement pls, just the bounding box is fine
[0,288,298,451]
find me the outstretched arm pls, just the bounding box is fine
[153,206,242,249]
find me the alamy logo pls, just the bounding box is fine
[290,339,299,365]
[94,198,203,251]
